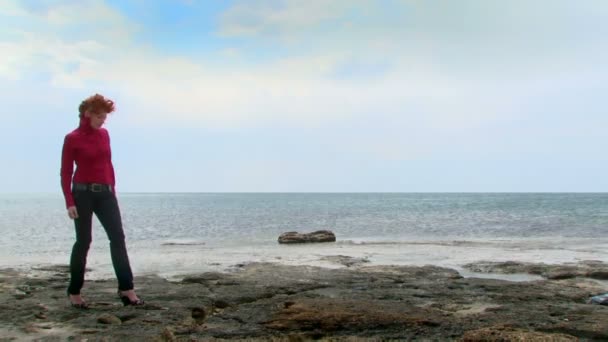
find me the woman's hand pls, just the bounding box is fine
[67,206,79,219]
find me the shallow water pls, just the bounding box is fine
[1,193,607,279]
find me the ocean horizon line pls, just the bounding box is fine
[1,191,608,195]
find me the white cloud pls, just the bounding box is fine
[1,0,607,140]
[1,0,606,192]
[0,0,136,85]
[218,0,362,38]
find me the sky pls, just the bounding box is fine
[1,0,607,193]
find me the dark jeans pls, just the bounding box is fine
[68,189,134,294]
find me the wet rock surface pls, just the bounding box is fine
[320,255,370,268]
[1,260,607,341]
[463,260,608,280]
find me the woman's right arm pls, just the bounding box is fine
[60,135,76,211]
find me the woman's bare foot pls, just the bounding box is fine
[68,294,89,309]
[118,289,144,306]
[119,289,140,302]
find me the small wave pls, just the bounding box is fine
[161,241,206,246]
[337,239,496,247]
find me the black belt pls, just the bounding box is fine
[73,183,113,192]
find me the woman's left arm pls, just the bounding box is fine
[106,130,117,195]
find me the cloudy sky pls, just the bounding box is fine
[1,0,606,192]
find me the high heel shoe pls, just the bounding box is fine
[67,291,89,309]
[117,290,144,306]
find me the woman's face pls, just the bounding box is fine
[85,110,108,129]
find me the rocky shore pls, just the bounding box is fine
[1,259,607,341]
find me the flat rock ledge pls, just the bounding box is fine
[463,260,608,280]
[278,230,336,244]
[1,261,608,341]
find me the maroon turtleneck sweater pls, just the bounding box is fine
[60,117,116,208]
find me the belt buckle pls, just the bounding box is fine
[90,184,103,192]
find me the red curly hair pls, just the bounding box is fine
[78,94,115,118]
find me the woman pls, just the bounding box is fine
[61,93,143,308]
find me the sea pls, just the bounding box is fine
[1,193,607,280]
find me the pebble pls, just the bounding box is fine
[97,314,122,325]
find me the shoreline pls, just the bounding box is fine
[4,236,607,282]
[1,260,607,341]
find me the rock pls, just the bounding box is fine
[213,300,230,309]
[160,327,176,341]
[181,272,224,284]
[264,298,441,332]
[191,307,206,323]
[278,230,336,244]
[321,255,370,268]
[463,261,608,281]
[118,313,138,323]
[180,317,195,327]
[546,271,578,280]
[2,261,608,340]
[97,314,122,325]
[586,271,608,280]
[460,326,578,341]
[22,323,39,334]
[79,329,102,334]
[140,303,168,310]
[217,279,240,286]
